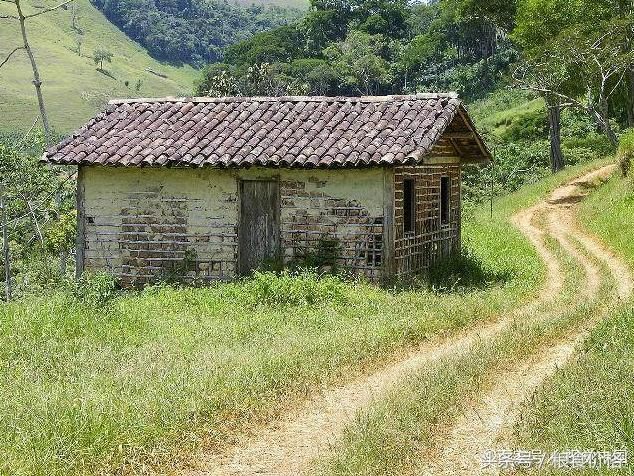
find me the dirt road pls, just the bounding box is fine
[184,164,630,476]
[419,164,632,475]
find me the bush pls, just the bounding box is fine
[232,269,349,306]
[562,132,614,158]
[561,146,595,166]
[499,106,548,142]
[618,129,634,177]
[73,272,118,306]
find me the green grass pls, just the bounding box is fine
[579,174,634,269]
[507,172,634,475]
[512,307,634,476]
[469,89,545,140]
[314,301,600,476]
[0,0,197,134]
[0,271,517,475]
[0,159,611,475]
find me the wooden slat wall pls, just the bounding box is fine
[393,163,461,278]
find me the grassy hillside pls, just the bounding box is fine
[0,0,197,134]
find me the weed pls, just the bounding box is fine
[231,269,349,306]
[72,271,118,306]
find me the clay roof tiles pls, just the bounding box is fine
[43,93,490,168]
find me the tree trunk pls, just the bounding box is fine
[627,69,634,128]
[590,101,619,148]
[547,104,565,172]
[15,0,52,146]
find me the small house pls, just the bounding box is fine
[43,94,491,286]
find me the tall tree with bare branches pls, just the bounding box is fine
[0,0,75,146]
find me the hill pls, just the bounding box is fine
[0,0,197,134]
[233,0,309,9]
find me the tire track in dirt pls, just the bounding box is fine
[182,165,622,476]
[182,183,575,476]
[417,164,632,476]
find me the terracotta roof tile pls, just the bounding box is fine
[44,94,490,167]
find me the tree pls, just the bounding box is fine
[557,21,634,146]
[0,136,74,298]
[515,20,634,149]
[512,55,572,171]
[511,0,633,170]
[324,30,392,95]
[93,48,113,70]
[224,25,305,67]
[0,0,75,146]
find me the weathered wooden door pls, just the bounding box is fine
[239,180,281,275]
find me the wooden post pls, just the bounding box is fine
[56,189,67,276]
[75,166,85,279]
[1,184,11,301]
[381,167,396,282]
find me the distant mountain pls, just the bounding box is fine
[92,0,305,66]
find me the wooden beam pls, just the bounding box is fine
[449,138,464,157]
[382,167,395,282]
[445,131,474,139]
[75,165,86,279]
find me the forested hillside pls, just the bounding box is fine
[93,0,304,66]
[193,0,631,199]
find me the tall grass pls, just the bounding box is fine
[509,171,634,475]
[513,307,634,476]
[0,272,512,475]
[0,159,611,474]
[314,303,597,476]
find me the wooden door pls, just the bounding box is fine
[239,180,281,275]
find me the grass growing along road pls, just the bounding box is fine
[310,165,626,476]
[0,159,615,475]
[506,173,634,475]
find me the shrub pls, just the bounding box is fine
[290,236,341,271]
[563,132,614,158]
[73,271,118,306]
[499,107,548,142]
[233,269,349,306]
[618,129,634,177]
[561,146,595,166]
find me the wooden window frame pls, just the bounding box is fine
[403,177,416,235]
[440,175,451,227]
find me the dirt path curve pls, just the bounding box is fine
[418,164,633,476]
[184,165,624,476]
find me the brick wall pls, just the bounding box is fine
[393,163,461,277]
[79,166,386,285]
[80,167,238,286]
